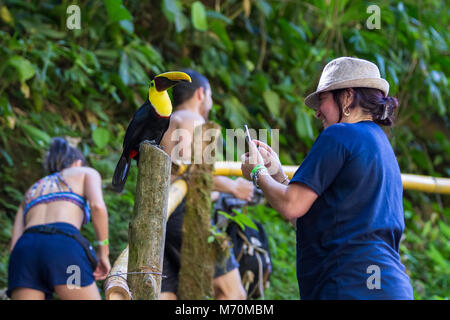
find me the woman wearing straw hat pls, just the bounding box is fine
[241,57,414,299]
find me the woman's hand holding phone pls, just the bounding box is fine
[241,125,265,180]
[253,140,286,183]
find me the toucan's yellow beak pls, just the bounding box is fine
[154,71,192,92]
[155,71,191,82]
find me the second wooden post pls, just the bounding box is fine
[178,122,221,300]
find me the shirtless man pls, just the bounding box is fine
[160,69,252,300]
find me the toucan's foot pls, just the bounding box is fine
[140,140,163,150]
[140,139,156,146]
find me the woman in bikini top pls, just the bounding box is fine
[8,137,110,300]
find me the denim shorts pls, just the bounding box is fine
[7,222,96,299]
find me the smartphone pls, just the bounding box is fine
[244,124,257,152]
[244,125,252,143]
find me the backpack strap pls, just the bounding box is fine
[236,228,271,300]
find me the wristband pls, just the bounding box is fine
[96,238,109,246]
[250,164,265,179]
[280,175,290,185]
[252,166,268,188]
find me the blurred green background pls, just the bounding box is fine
[0,0,448,299]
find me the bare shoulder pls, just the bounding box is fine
[170,111,184,124]
[172,110,205,125]
[81,167,102,179]
[63,166,101,180]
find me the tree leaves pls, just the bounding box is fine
[223,96,251,128]
[0,6,13,25]
[92,127,110,149]
[162,0,188,33]
[209,20,233,51]
[295,109,314,141]
[8,56,35,83]
[218,210,258,231]
[254,0,273,18]
[119,51,130,86]
[262,90,280,118]
[104,0,132,23]
[191,1,208,31]
[19,123,51,147]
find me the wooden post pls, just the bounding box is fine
[105,179,188,300]
[127,142,171,300]
[178,122,221,300]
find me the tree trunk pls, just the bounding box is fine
[127,142,171,300]
[178,122,221,300]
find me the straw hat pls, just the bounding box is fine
[304,57,389,110]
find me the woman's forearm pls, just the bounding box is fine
[257,174,296,220]
[91,204,109,258]
[241,140,316,223]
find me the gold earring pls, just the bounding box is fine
[344,108,350,117]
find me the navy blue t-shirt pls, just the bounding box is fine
[290,121,414,300]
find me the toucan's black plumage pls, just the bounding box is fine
[112,71,191,193]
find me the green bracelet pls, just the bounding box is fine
[96,238,109,246]
[251,164,265,179]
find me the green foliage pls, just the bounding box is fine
[92,127,110,149]
[401,197,450,299]
[247,204,299,300]
[218,209,258,231]
[191,1,208,31]
[0,0,448,299]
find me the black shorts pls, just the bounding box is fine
[161,199,239,294]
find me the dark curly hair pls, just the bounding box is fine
[44,137,86,174]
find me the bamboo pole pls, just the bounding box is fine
[212,161,450,195]
[167,179,188,220]
[127,142,171,300]
[178,122,221,300]
[401,174,450,194]
[104,245,131,300]
[105,179,188,300]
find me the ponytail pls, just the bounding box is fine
[374,96,399,126]
[44,137,86,174]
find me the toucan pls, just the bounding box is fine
[112,71,192,193]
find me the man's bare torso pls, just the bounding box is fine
[161,109,205,170]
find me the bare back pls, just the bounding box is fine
[24,166,102,230]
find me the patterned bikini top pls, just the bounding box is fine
[23,172,91,225]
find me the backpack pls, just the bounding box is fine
[213,192,272,299]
